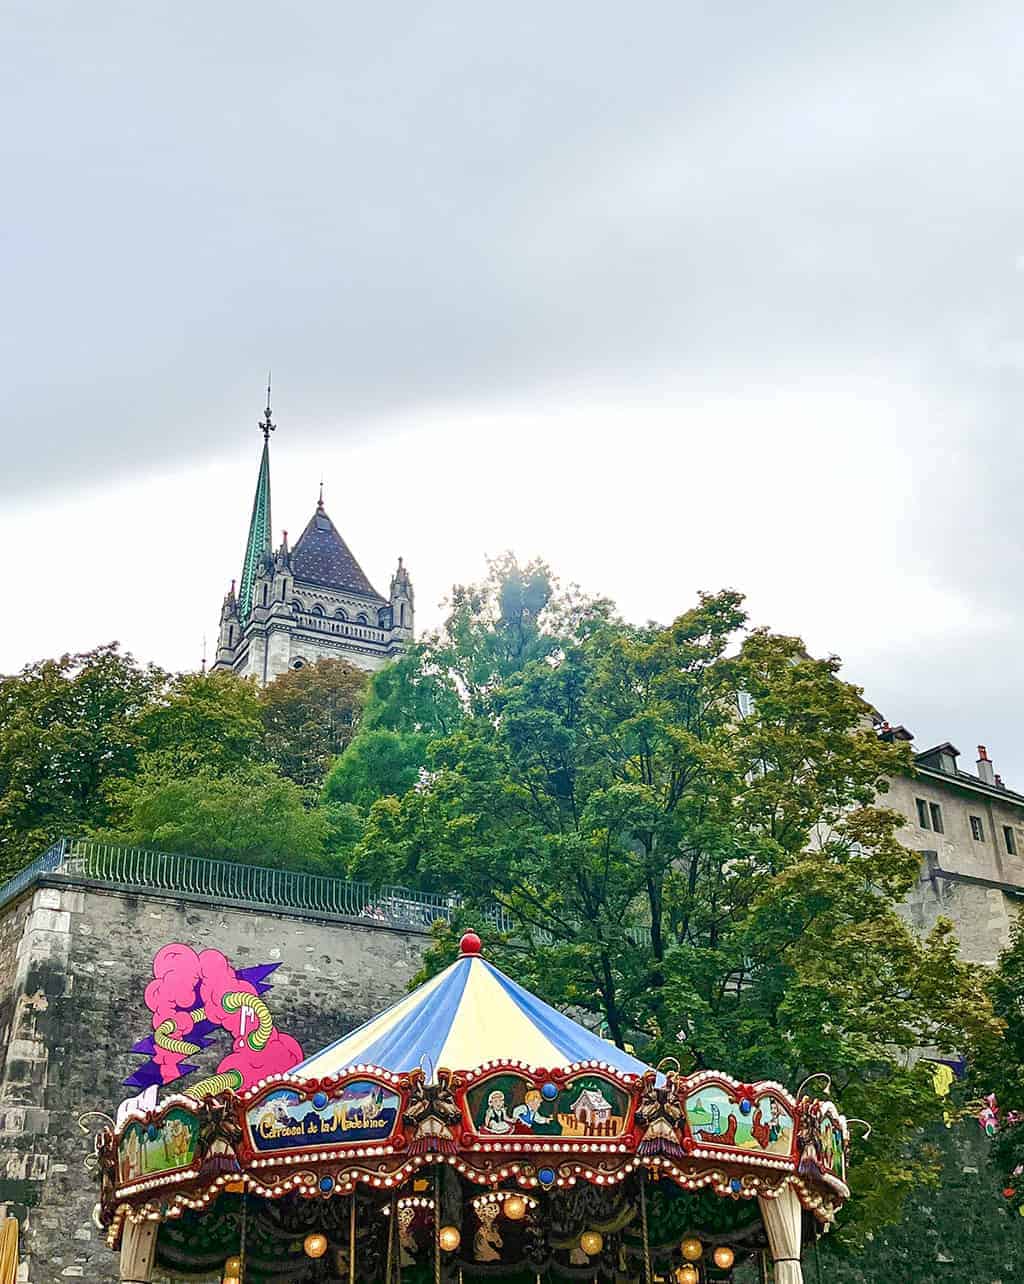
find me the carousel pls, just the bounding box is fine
[96,934,851,1284]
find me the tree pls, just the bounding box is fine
[355,583,998,1244]
[260,659,368,792]
[0,644,166,879]
[135,670,265,772]
[969,916,1024,1190]
[361,646,461,738]
[101,762,329,870]
[323,729,429,813]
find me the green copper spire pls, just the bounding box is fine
[237,377,275,620]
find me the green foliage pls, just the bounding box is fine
[0,644,166,878]
[100,762,328,870]
[362,646,461,737]
[352,579,999,1244]
[324,729,429,811]
[260,658,368,791]
[135,670,264,772]
[969,915,1024,1184]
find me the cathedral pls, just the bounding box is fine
[212,393,413,683]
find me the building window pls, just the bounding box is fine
[916,798,930,829]
[262,583,268,606]
[929,803,944,834]
[970,815,985,842]
[228,625,234,646]
[1005,826,1018,856]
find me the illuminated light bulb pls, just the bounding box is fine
[680,1238,703,1261]
[304,1233,329,1259]
[676,1267,699,1284]
[713,1246,735,1269]
[439,1226,462,1252]
[224,1259,242,1276]
[579,1231,604,1256]
[504,1194,527,1220]
[223,1277,240,1284]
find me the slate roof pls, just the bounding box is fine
[291,503,384,601]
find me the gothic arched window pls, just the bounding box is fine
[334,608,347,621]
[311,604,325,617]
[356,612,368,625]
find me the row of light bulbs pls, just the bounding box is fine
[225,1222,736,1274]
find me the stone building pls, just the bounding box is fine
[879,727,1024,963]
[212,391,413,684]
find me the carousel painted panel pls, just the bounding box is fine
[117,1106,200,1187]
[797,1097,848,1184]
[244,1079,402,1155]
[464,1070,632,1140]
[683,1080,795,1158]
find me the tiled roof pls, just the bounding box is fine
[291,503,384,601]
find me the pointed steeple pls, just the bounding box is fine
[237,377,275,620]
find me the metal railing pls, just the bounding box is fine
[0,838,515,934]
[0,840,652,946]
[0,836,70,909]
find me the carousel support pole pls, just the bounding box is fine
[638,1170,653,1284]
[757,1187,803,1284]
[386,1194,398,1284]
[757,1249,769,1284]
[239,1183,248,1284]
[118,1218,158,1283]
[433,1170,442,1284]
[350,1192,357,1284]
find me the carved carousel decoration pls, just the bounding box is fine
[97,934,854,1284]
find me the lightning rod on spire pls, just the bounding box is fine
[260,371,276,442]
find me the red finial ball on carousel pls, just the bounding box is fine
[460,931,483,956]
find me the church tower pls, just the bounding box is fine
[212,387,414,684]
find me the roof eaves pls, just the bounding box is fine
[913,763,1024,809]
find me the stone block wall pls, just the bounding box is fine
[0,880,427,1282]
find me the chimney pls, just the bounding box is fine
[977,745,996,786]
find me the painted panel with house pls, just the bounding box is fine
[467,1072,630,1138]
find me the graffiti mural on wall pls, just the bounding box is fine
[125,944,303,1098]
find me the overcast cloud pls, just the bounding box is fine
[2,3,1023,782]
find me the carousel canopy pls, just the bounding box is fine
[295,932,651,1079]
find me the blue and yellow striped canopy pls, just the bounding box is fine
[296,940,650,1079]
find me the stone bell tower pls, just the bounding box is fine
[212,385,414,684]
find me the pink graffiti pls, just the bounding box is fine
[146,943,302,1091]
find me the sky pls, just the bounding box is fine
[2,2,1023,783]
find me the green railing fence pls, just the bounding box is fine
[0,840,655,946]
[0,838,514,934]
